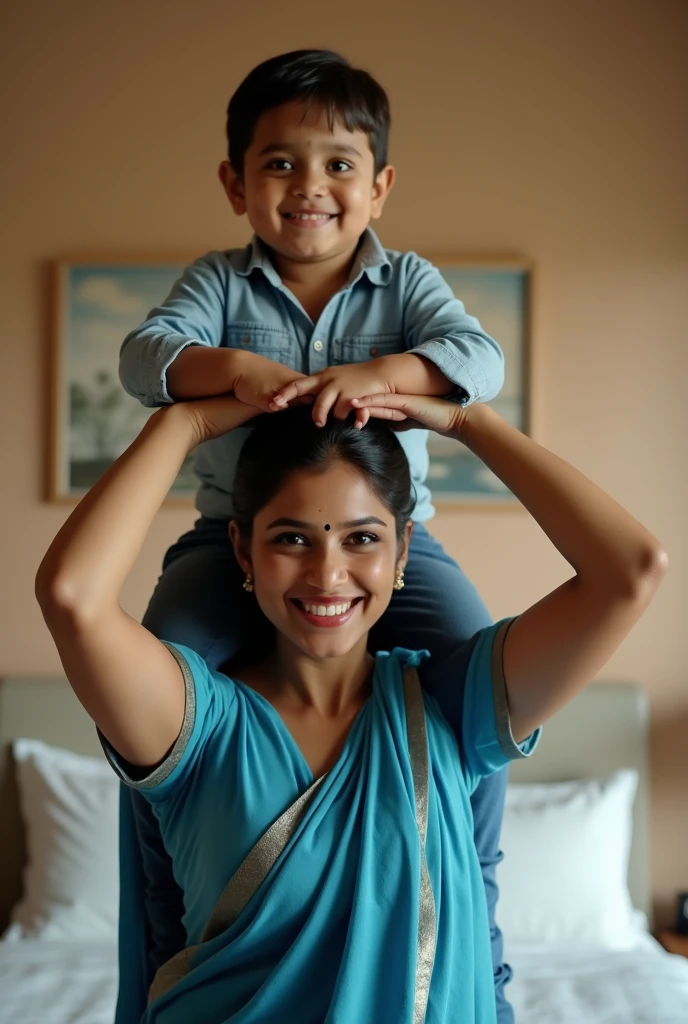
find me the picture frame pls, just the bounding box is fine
[47,254,531,508]
[47,258,195,504]
[423,257,532,507]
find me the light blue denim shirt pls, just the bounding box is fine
[119,229,504,521]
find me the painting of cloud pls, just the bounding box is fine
[428,265,530,504]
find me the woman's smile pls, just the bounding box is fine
[290,595,364,628]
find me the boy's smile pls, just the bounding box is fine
[220,101,394,279]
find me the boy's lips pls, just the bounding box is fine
[281,211,338,227]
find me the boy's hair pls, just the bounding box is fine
[226,49,391,177]
[233,407,415,541]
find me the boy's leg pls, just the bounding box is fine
[369,524,514,1024]
[142,517,270,669]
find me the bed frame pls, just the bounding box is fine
[0,677,651,934]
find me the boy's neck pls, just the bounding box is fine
[267,239,363,319]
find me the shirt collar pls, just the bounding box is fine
[235,227,392,288]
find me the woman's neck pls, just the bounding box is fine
[243,635,374,717]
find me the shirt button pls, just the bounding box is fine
[313,339,324,352]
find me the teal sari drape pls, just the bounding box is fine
[111,625,536,1023]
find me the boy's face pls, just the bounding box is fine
[220,101,394,271]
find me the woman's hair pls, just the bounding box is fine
[226,49,391,176]
[233,408,415,539]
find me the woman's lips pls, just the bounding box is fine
[290,596,363,628]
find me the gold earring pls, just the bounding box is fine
[393,569,405,591]
[242,573,254,593]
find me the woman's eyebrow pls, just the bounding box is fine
[266,516,387,530]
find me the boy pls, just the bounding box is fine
[119,49,512,1022]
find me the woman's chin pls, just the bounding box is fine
[277,623,368,662]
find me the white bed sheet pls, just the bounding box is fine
[2,933,688,1023]
[509,933,688,1023]
[0,939,117,1024]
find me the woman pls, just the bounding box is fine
[35,391,666,1023]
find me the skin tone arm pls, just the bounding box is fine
[354,393,668,742]
[35,398,260,767]
[167,347,444,421]
[166,346,244,398]
[166,346,311,412]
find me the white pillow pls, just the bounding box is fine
[497,770,642,950]
[5,738,119,941]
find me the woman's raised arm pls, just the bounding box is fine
[36,397,259,767]
[355,393,668,740]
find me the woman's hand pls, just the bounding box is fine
[352,392,472,439]
[175,394,263,449]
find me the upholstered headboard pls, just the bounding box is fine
[0,677,651,933]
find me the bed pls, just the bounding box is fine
[1,676,687,1024]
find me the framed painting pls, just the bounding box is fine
[48,259,195,503]
[47,255,531,507]
[424,258,532,506]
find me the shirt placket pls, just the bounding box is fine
[308,305,336,374]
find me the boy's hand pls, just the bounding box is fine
[270,363,394,426]
[231,350,309,413]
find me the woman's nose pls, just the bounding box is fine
[303,548,347,590]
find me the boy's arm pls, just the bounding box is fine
[271,254,504,423]
[398,254,505,404]
[119,253,240,407]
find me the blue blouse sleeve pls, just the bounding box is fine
[461,618,540,791]
[99,642,237,803]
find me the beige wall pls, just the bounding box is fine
[1,0,685,926]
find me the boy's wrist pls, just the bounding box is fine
[378,352,452,397]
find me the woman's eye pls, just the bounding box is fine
[273,532,307,546]
[346,532,379,546]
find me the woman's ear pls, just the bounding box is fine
[397,520,413,572]
[218,161,246,216]
[229,521,253,575]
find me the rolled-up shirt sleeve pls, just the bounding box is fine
[461,618,540,791]
[402,255,505,404]
[119,253,228,407]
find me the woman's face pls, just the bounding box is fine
[231,462,412,662]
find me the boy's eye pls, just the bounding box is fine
[329,160,353,173]
[273,531,308,546]
[265,158,294,171]
[346,531,379,546]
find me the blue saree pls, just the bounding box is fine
[107,621,538,1023]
